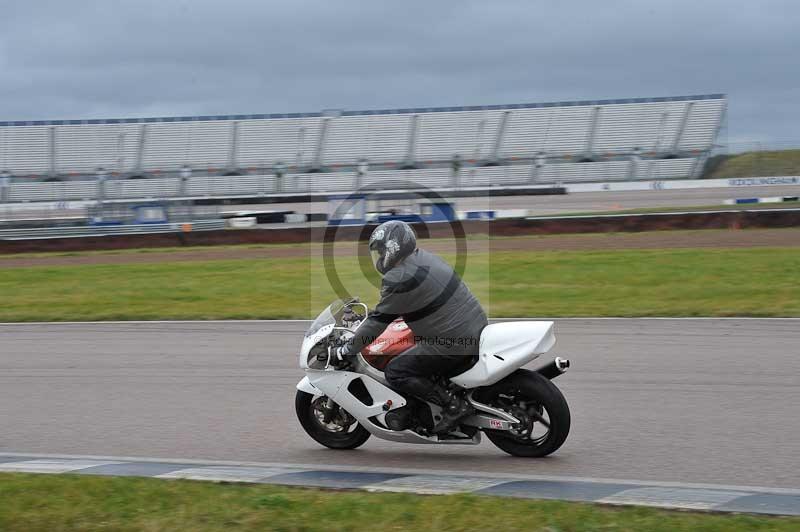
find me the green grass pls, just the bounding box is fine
[704,149,800,178]
[0,473,796,532]
[0,241,311,261]
[1,246,798,321]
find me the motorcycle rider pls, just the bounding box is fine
[335,220,488,433]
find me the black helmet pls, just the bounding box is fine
[368,220,417,274]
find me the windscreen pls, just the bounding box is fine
[305,299,344,337]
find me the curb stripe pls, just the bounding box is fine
[1,451,798,495]
[364,475,508,495]
[0,459,123,474]
[0,454,796,516]
[597,487,751,511]
[157,466,301,483]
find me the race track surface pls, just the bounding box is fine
[1,319,798,488]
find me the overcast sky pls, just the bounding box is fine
[1,0,797,146]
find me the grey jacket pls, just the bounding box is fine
[346,248,488,356]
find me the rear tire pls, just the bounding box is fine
[479,369,570,457]
[295,390,371,450]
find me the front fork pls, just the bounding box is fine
[321,397,338,423]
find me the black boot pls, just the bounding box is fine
[425,385,472,434]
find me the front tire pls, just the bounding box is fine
[295,390,371,450]
[478,369,570,457]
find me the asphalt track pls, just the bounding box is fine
[228,184,800,216]
[1,319,798,489]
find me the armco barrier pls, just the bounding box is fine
[724,196,799,205]
[1,209,799,254]
[0,220,226,242]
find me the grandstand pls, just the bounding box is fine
[0,94,726,202]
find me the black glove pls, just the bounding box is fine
[333,344,356,368]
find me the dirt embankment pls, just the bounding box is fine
[1,208,799,260]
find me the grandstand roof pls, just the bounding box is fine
[0,94,725,127]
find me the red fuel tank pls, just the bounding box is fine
[361,319,415,371]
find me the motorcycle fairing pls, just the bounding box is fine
[450,321,555,388]
[296,376,317,395]
[302,369,481,445]
[300,324,334,370]
[305,369,407,419]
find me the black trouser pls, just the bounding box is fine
[384,345,476,405]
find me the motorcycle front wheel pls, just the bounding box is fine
[479,369,570,457]
[295,390,371,450]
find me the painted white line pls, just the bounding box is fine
[2,452,798,495]
[157,466,302,483]
[0,459,122,474]
[598,487,752,511]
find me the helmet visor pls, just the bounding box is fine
[370,249,383,272]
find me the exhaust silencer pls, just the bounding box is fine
[537,357,570,380]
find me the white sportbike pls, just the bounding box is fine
[296,299,571,457]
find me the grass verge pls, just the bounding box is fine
[1,247,798,320]
[705,149,800,179]
[0,473,796,532]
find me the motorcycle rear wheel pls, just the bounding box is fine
[480,369,570,457]
[295,390,371,450]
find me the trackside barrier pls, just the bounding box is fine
[2,209,799,254]
[5,173,799,209]
[461,210,496,220]
[284,213,307,223]
[226,217,257,229]
[0,220,226,240]
[724,196,799,205]
[565,176,800,192]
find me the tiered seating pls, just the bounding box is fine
[142,120,230,171]
[502,106,594,157]
[55,123,143,174]
[237,117,321,169]
[0,125,50,175]
[592,102,674,154]
[0,95,726,195]
[415,110,504,162]
[323,114,409,166]
[678,99,726,152]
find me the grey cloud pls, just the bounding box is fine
[0,0,797,145]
